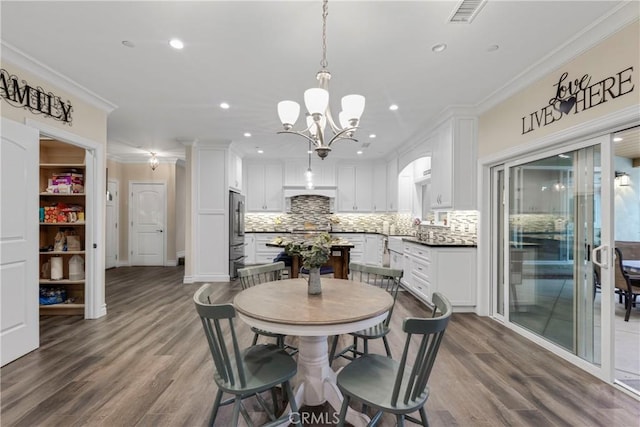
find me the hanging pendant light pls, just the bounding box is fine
[277,0,365,160]
[305,141,314,189]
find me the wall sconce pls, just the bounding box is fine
[149,152,159,171]
[615,171,630,186]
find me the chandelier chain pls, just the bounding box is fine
[320,0,328,69]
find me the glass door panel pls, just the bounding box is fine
[507,145,600,363]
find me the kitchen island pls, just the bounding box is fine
[267,235,354,279]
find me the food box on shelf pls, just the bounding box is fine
[44,206,59,223]
[50,172,84,194]
[42,203,84,223]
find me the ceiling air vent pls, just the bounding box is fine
[448,0,487,24]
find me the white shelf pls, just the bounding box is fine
[39,222,85,226]
[39,163,85,168]
[39,279,85,285]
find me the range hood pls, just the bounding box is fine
[283,186,336,213]
[283,186,337,199]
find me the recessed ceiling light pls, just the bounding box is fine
[613,136,623,142]
[431,43,447,53]
[257,149,264,154]
[121,40,135,48]
[356,150,363,155]
[487,44,499,52]
[307,150,313,154]
[220,102,230,109]
[169,38,184,49]
[389,104,399,111]
[244,132,252,137]
[369,134,376,139]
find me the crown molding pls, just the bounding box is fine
[476,3,639,115]
[107,153,180,165]
[1,41,118,113]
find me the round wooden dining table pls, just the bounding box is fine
[233,278,393,427]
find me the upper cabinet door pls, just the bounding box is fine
[354,164,373,212]
[228,151,242,191]
[430,117,477,211]
[337,163,373,212]
[386,159,398,211]
[337,165,357,212]
[263,164,283,211]
[246,163,283,212]
[372,162,387,212]
[431,122,453,209]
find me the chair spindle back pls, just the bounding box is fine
[390,292,452,407]
[349,262,403,326]
[237,261,285,290]
[194,284,247,388]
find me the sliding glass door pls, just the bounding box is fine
[493,134,613,367]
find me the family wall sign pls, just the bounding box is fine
[0,68,73,125]
[521,66,634,135]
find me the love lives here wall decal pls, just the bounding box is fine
[521,66,634,135]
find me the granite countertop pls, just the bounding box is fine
[402,236,477,248]
[245,229,400,236]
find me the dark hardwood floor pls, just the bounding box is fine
[2,266,639,426]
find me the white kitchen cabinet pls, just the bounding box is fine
[386,159,398,211]
[246,163,283,212]
[434,248,477,308]
[430,116,477,210]
[342,233,365,264]
[244,233,256,264]
[372,162,387,212]
[251,233,283,265]
[389,249,403,271]
[364,234,383,265]
[397,167,413,213]
[337,164,373,212]
[401,241,477,311]
[228,149,242,191]
[284,161,336,187]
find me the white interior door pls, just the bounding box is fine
[105,180,118,269]
[1,118,39,366]
[129,182,165,266]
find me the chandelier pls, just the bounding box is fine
[277,0,365,160]
[149,152,159,171]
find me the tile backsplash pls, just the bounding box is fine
[245,195,478,244]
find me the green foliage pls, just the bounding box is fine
[285,232,332,269]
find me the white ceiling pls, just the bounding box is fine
[0,1,636,163]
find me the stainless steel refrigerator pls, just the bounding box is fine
[229,190,246,278]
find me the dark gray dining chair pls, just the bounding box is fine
[237,262,297,354]
[193,283,301,427]
[615,247,640,321]
[329,262,403,364]
[336,292,452,427]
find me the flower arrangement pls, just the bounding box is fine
[285,232,332,269]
